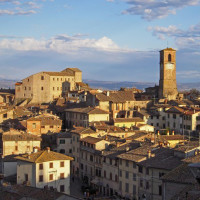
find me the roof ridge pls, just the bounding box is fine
[35,151,45,163]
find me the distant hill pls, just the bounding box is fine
[0,78,17,89]
[1,78,200,91]
[84,79,200,91]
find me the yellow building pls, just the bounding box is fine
[65,107,109,128]
[114,117,145,128]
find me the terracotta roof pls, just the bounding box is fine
[62,67,82,72]
[44,71,74,76]
[0,184,80,200]
[158,134,185,141]
[183,153,200,163]
[71,127,96,135]
[80,136,103,144]
[174,141,199,152]
[15,149,73,163]
[139,148,182,170]
[162,163,197,184]
[114,117,144,123]
[2,130,41,141]
[57,132,71,138]
[117,142,157,162]
[65,107,109,114]
[161,48,176,51]
[27,114,62,126]
[96,91,135,103]
[15,82,22,86]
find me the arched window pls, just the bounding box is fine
[168,54,171,62]
[115,175,118,182]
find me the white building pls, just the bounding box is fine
[15,148,73,194]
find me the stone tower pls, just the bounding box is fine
[159,48,178,100]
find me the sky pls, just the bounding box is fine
[0,0,200,83]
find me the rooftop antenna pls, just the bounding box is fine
[167,40,169,48]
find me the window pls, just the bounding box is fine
[41,126,45,128]
[41,76,44,80]
[133,173,136,181]
[157,123,159,127]
[133,184,136,194]
[24,87,26,90]
[60,161,64,167]
[138,166,143,173]
[60,149,65,153]
[146,168,149,175]
[119,170,122,177]
[60,173,64,179]
[50,125,53,128]
[119,159,122,165]
[126,160,129,167]
[110,173,112,180]
[151,116,153,119]
[140,179,143,187]
[60,139,65,144]
[104,171,106,178]
[69,149,72,153]
[60,185,65,192]
[115,175,118,182]
[29,87,31,90]
[159,185,162,196]
[53,87,55,91]
[49,174,53,181]
[15,146,18,151]
[110,158,112,165]
[32,123,36,129]
[49,162,53,168]
[159,172,165,178]
[125,171,129,179]
[173,114,176,119]
[39,164,43,170]
[39,175,43,182]
[119,181,122,190]
[81,163,83,170]
[25,174,28,181]
[125,183,129,193]
[90,155,93,162]
[3,113,7,118]
[146,181,149,190]
[157,116,159,119]
[133,162,136,168]
[168,54,171,62]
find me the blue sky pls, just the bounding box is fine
[0,0,200,83]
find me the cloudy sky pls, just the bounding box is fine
[0,0,200,83]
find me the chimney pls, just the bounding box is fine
[167,131,169,136]
[125,146,130,152]
[46,147,50,153]
[147,150,151,159]
[172,131,175,135]
[33,147,38,153]
[106,91,110,96]
[157,130,160,136]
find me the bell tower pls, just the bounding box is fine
[158,48,178,100]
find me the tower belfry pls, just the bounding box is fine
[158,48,178,100]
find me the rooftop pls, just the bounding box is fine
[15,149,73,163]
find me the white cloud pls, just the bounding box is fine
[148,23,200,51]
[0,34,133,54]
[122,0,200,20]
[0,0,48,16]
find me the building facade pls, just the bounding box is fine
[15,68,82,104]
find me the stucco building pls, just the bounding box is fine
[16,148,73,195]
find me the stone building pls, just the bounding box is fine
[26,113,62,135]
[65,107,110,128]
[15,68,82,104]
[159,48,178,100]
[15,148,73,195]
[0,129,41,156]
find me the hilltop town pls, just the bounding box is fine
[1,48,200,199]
